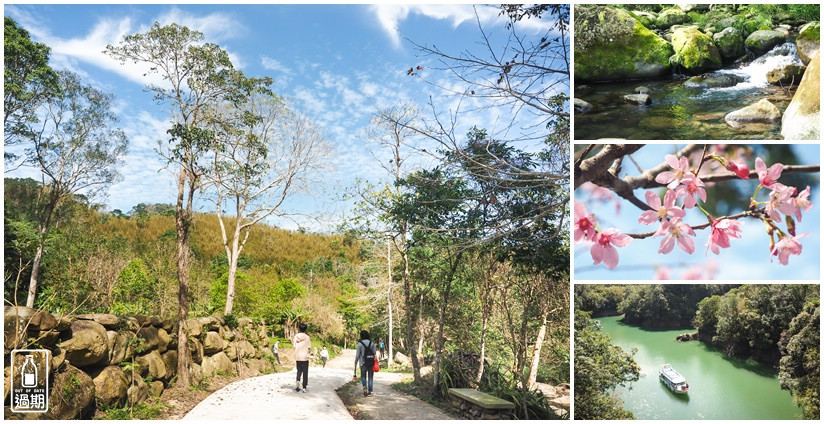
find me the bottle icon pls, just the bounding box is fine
[22,355,37,388]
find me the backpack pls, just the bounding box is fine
[360,340,375,368]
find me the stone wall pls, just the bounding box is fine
[4,306,273,419]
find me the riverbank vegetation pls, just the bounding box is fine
[576,284,820,419]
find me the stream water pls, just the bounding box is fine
[574,43,803,140]
[598,315,803,420]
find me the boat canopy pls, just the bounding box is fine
[660,364,687,384]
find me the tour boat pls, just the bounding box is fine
[659,364,689,394]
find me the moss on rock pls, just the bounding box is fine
[745,30,786,56]
[713,27,745,62]
[796,21,820,65]
[575,6,673,82]
[671,27,722,74]
[655,8,690,29]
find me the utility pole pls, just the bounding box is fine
[387,234,393,368]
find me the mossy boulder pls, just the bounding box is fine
[781,51,820,140]
[713,27,745,62]
[796,21,820,65]
[745,30,786,56]
[91,365,128,407]
[670,27,722,74]
[655,8,690,29]
[47,364,96,419]
[630,11,657,29]
[575,6,673,82]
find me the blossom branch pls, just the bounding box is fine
[626,209,760,239]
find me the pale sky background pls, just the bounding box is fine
[4,3,563,231]
[574,144,821,281]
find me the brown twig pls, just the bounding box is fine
[626,209,760,239]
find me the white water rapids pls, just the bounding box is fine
[709,42,803,92]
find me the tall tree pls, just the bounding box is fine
[4,16,59,169]
[207,92,330,315]
[21,70,128,308]
[106,23,268,387]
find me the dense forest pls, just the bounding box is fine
[5,5,570,419]
[575,284,820,419]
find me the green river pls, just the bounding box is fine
[599,315,803,420]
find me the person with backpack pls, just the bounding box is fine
[354,330,377,397]
[320,346,329,368]
[379,340,385,359]
[293,323,311,393]
[272,340,281,365]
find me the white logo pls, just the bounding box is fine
[11,349,50,413]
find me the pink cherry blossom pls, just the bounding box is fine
[675,174,707,209]
[770,234,808,265]
[726,160,750,180]
[638,190,685,225]
[654,217,696,254]
[590,228,632,270]
[755,157,785,190]
[706,218,743,255]
[792,185,813,222]
[655,154,692,189]
[766,186,796,222]
[654,266,672,280]
[681,265,704,280]
[574,200,598,242]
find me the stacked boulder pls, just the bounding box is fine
[4,307,272,419]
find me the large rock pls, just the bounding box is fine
[75,313,120,329]
[91,365,128,407]
[149,380,165,398]
[188,337,204,364]
[184,318,202,338]
[4,307,58,352]
[767,64,807,85]
[574,98,593,114]
[671,27,722,74]
[127,378,149,405]
[725,99,782,128]
[198,316,222,332]
[655,8,690,29]
[684,74,743,88]
[713,27,745,62]
[47,364,95,419]
[161,350,178,380]
[136,350,167,380]
[203,331,224,355]
[796,21,820,65]
[136,325,159,351]
[575,6,673,82]
[782,51,820,140]
[623,94,651,105]
[745,30,786,56]
[157,328,171,353]
[58,320,109,367]
[202,351,234,376]
[630,10,657,29]
[237,340,257,359]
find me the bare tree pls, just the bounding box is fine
[207,93,331,315]
[106,22,268,387]
[21,70,128,308]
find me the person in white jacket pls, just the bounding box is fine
[293,323,311,392]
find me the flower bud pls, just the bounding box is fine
[785,215,796,237]
[727,160,750,180]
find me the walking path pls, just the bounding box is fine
[184,348,454,420]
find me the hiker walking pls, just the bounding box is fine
[379,340,386,359]
[320,346,329,368]
[272,340,282,365]
[293,323,311,393]
[354,330,377,397]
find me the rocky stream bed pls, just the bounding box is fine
[574,4,819,140]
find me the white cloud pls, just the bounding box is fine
[261,56,293,75]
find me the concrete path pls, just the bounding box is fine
[184,348,456,420]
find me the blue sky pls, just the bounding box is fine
[4,3,559,231]
[574,144,821,281]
